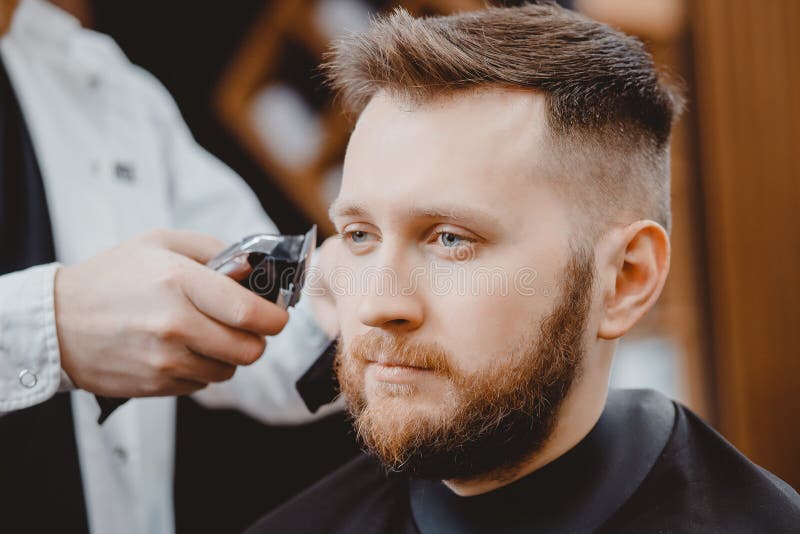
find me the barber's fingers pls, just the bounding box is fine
[169,377,210,396]
[215,255,252,282]
[183,312,267,367]
[172,350,238,384]
[143,228,226,264]
[180,263,290,337]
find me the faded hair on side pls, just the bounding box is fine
[323,1,686,233]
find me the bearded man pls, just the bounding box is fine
[248,3,800,533]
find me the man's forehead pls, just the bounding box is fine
[346,86,547,171]
[344,89,550,192]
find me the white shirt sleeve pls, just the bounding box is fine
[0,263,63,412]
[135,67,342,424]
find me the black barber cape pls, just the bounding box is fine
[247,389,800,534]
[0,55,357,533]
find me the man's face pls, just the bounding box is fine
[331,88,595,480]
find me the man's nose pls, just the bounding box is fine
[357,291,424,331]
[356,251,424,331]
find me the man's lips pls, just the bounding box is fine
[366,360,430,370]
[365,354,434,384]
[366,354,431,370]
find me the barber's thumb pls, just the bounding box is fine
[144,228,227,264]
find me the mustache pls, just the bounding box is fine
[344,331,454,376]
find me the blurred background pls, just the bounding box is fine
[27,0,800,525]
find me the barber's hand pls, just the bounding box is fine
[54,229,289,398]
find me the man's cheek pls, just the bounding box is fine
[426,296,506,374]
[335,298,363,343]
[337,349,367,406]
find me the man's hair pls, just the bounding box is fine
[323,1,685,234]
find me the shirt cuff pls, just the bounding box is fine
[59,368,76,392]
[0,263,64,411]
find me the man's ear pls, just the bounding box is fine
[597,220,670,340]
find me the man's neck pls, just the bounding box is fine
[443,354,612,497]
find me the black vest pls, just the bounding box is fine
[0,51,91,533]
[0,56,356,534]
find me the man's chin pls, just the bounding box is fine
[363,376,449,408]
[354,403,450,469]
[359,392,449,429]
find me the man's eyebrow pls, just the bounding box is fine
[328,200,370,221]
[408,205,500,228]
[329,201,500,228]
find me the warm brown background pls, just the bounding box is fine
[690,0,799,490]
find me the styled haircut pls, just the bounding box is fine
[323,1,685,234]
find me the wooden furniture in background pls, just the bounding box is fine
[691,0,800,488]
[215,0,482,236]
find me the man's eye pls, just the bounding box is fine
[343,229,375,245]
[430,229,478,260]
[439,232,465,248]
